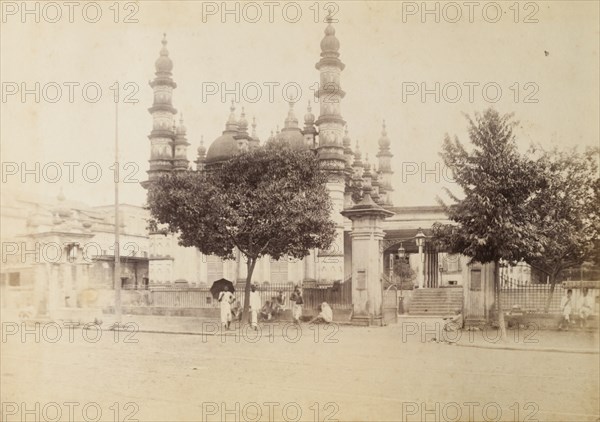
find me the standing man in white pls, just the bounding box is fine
[249,284,261,331]
[218,286,234,330]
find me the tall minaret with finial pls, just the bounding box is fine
[315,11,346,283]
[173,114,190,171]
[376,120,394,206]
[145,34,178,185]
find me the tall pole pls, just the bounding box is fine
[114,101,122,323]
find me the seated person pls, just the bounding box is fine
[578,288,595,328]
[230,299,242,322]
[309,302,333,324]
[271,291,286,317]
[443,310,463,332]
[259,301,273,321]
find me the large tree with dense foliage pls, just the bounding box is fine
[147,142,336,317]
[432,108,546,339]
[527,146,600,311]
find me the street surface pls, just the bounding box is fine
[1,320,599,421]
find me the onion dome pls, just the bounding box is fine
[378,120,390,149]
[304,101,315,125]
[238,107,248,134]
[197,135,206,157]
[363,154,371,176]
[155,33,173,74]
[250,117,260,147]
[320,12,340,57]
[206,105,240,165]
[343,126,351,147]
[273,102,305,149]
[176,114,187,136]
[353,141,362,162]
[225,101,239,132]
[205,134,237,164]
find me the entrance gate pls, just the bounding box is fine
[382,284,398,325]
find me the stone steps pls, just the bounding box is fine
[408,287,464,316]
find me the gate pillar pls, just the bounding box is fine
[341,194,394,326]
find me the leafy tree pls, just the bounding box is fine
[527,146,600,311]
[432,108,545,339]
[146,141,336,318]
[393,257,416,289]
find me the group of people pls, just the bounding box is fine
[559,288,596,330]
[217,285,333,329]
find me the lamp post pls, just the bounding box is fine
[415,228,426,288]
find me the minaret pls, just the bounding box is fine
[342,126,354,208]
[315,12,346,283]
[250,117,260,149]
[196,135,206,172]
[352,141,364,203]
[145,34,178,184]
[173,114,190,171]
[302,101,318,149]
[235,106,250,151]
[376,120,394,206]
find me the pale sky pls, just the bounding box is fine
[1,1,599,207]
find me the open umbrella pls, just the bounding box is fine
[210,278,235,299]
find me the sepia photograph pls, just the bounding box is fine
[1,1,599,421]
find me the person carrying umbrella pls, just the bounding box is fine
[218,286,234,330]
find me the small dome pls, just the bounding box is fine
[238,107,248,132]
[304,101,315,125]
[155,34,173,74]
[197,136,206,156]
[378,120,390,148]
[320,23,340,54]
[205,133,238,164]
[343,127,351,147]
[354,141,362,161]
[274,129,306,150]
[176,115,186,135]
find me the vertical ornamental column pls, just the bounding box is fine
[315,16,347,283]
[342,195,394,325]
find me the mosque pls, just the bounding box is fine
[142,16,406,288]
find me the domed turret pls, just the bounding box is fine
[304,101,315,125]
[176,114,187,136]
[320,12,340,58]
[272,102,306,149]
[378,120,390,149]
[155,33,173,75]
[238,107,248,134]
[205,104,241,165]
[197,135,206,157]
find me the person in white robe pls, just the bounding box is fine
[249,284,261,330]
[218,287,234,330]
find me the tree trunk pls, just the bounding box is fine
[544,273,557,313]
[494,260,507,341]
[241,257,257,321]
